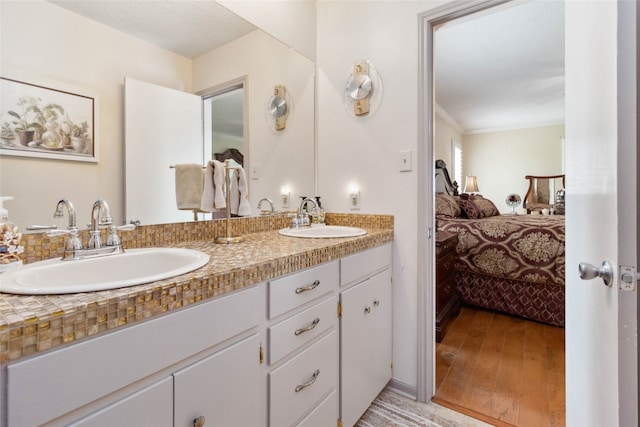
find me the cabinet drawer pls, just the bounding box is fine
[340,243,391,287]
[437,276,456,311]
[269,331,337,427]
[269,296,337,365]
[436,250,456,281]
[296,390,337,427]
[269,261,338,319]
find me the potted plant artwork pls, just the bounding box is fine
[68,120,91,153]
[7,97,43,146]
[1,122,14,144]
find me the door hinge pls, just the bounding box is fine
[338,418,343,427]
[259,343,264,365]
[337,302,342,317]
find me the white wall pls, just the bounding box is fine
[317,0,447,392]
[217,0,316,61]
[193,30,315,209]
[434,113,464,173]
[0,0,192,230]
[462,125,564,212]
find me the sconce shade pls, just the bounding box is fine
[463,175,479,193]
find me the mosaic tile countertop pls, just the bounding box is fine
[0,214,393,364]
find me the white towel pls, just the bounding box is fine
[229,166,251,216]
[237,166,251,216]
[174,164,204,210]
[200,160,226,212]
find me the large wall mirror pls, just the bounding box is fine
[0,0,315,230]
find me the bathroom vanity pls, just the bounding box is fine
[0,215,393,427]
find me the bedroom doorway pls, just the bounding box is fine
[419,1,638,425]
[419,1,567,425]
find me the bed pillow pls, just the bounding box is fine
[435,193,461,218]
[458,194,500,219]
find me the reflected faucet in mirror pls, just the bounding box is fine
[257,198,274,215]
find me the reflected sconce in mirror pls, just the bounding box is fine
[344,60,383,117]
[463,175,479,193]
[281,185,290,208]
[267,85,291,131]
[349,182,360,210]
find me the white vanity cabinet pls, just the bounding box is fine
[2,286,261,427]
[1,241,393,427]
[266,261,340,427]
[339,244,393,427]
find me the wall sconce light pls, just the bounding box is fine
[349,182,360,210]
[281,185,290,208]
[463,175,480,194]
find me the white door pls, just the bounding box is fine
[565,1,637,426]
[124,77,203,225]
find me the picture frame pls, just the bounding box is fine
[0,77,98,162]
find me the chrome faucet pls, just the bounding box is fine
[47,199,134,260]
[88,199,113,249]
[54,198,77,229]
[291,197,318,228]
[52,199,83,254]
[257,198,274,215]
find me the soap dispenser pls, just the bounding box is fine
[0,196,24,271]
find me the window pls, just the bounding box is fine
[451,138,462,189]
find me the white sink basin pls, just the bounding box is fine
[0,248,210,295]
[278,225,367,239]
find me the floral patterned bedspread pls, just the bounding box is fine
[438,215,565,287]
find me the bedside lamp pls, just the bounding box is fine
[463,175,479,193]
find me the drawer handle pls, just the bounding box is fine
[373,299,380,307]
[295,280,320,294]
[295,318,320,336]
[295,369,320,392]
[364,306,371,314]
[193,416,205,427]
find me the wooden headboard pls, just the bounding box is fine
[214,148,244,166]
[435,159,459,196]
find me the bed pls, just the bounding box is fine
[435,160,565,327]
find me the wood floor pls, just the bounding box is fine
[434,305,565,427]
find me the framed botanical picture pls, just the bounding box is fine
[0,77,98,162]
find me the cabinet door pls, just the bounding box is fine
[71,377,173,427]
[297,390,338,427]
[174,334,262,427]
[340,268,392,427]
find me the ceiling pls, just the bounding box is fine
[435,1,565,134]
[49,1,564,135]
[48,0,257,59]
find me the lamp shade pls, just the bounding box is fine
[463,175,479,193]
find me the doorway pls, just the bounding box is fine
[417,1,567,424]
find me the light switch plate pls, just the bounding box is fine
[399,149,412,172]
[251,165,260,180]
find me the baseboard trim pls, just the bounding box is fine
[386,378,417,400]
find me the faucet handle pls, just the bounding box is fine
[47,228,82,251]
[106,224,135,247]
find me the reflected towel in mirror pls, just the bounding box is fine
[200,160,226,212]
[174,164,204,210]
[229,166,251,216]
